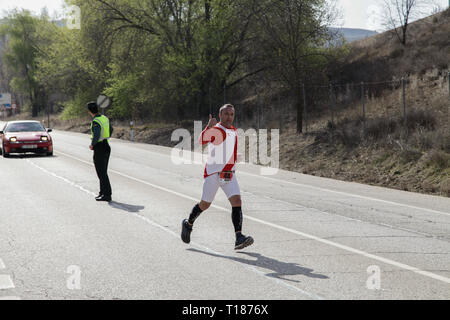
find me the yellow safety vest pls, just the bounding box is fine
[91,115,110,142]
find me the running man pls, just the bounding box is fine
[181,104,254,250]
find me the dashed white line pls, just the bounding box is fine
[238,170,450,217]
[0,258,18,299]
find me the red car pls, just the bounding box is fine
[0,120,53,158]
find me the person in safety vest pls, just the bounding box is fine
[87,101,113,202]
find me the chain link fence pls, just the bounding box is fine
[223,70,449,142]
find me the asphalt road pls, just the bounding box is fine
[1,125,449,300]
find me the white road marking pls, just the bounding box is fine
[75,139,450,217]
[257,193,440,239]
[239,170,450,217]
[26,158,323,300]
[48,152,450,285]
[26,160,96,197]
[0,275,15,290]
[0,259,20,299]
[126,204,324,300]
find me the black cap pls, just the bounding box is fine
[86,101,98,114]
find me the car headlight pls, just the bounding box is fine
[9,137,17,142]
[41,136,48,141]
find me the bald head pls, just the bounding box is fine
[218,104,235,128]
[219,104,234,116]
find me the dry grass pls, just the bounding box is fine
[441,178,450,197]
[347,9,450,79]
[267,11,450,197]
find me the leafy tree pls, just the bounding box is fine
[83,0,262,120]
[0,0,346,126]
[251,0,342,133]
[0,10,42,116]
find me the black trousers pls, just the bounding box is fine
[93,141,112,197]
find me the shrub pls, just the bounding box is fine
[366,118,397,140]
[399,149,422,164]
[103,72,141,120]
[427,150,450,170]
[390,47,404,59]
[411,127,450,152]
[336,127,361,147]
[412,128,437,150]
[60,92,92,120]
[440,178,450,197]
[405,108,436,131]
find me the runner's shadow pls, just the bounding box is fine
[187,248,328,282]
[108,201,145,213]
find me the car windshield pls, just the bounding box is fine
[5,122,45,133]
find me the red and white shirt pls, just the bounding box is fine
[199,123,238,178]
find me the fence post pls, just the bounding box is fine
[47,104,50,129]
[402,77,407,137]
[278,86,282,134]
[236,84,241,128]
[130,120,134,141]
[329,84,335,129]
[448,71,450,100]
[257,87,261,131]
[361,82,366,137]
[303,83,307,133]
[234,90,238,128]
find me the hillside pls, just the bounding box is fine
[331,27,378,42]
[339,9,450,82]
[275,9,450,196]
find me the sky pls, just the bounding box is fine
[338,0,448,30]
[0,0,448,30]
[0,0,65,18]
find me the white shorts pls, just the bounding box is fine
[201,172,241,203]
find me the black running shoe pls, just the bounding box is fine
[234,234,254,250]
[181,219,193,244]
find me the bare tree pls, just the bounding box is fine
[380,0,436,45]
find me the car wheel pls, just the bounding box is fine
[47,152,53,157]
